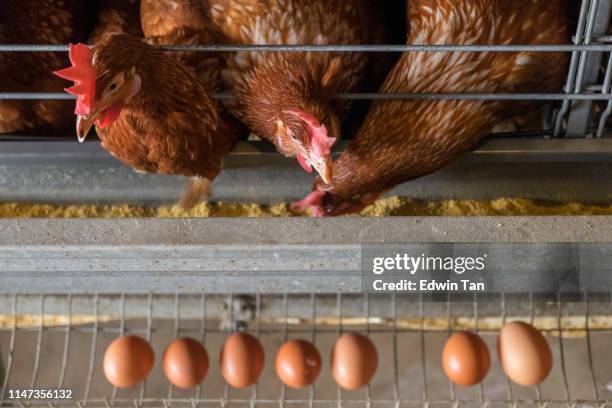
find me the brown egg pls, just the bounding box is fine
[498,321,553,386]
[163,337,209,389]
[103,335,154,388]
[442,332,490,386]
[331,333,378,390]
[275,339,322,388]
[220,332,265,388]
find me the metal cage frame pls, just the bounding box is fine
[1,0,612,204]
[1,1,612,205]
[3,1,612,407]
[1,0,612,144]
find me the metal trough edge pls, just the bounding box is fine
[2,138,612,163]
[0,217,610,293]
[2,138,612,205]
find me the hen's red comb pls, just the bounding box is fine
[55,43,96,116]
[283,109,336,157]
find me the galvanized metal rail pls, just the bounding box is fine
[3,44,612,52]
[4,92,612,101]
[2,138,612,162]
[0,217,611,294]
[1,138,612,204]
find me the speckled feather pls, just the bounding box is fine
[140,0,246,155]
[211,0,375,148]
[140,0,380,157]
[0,0,88,133]
[312,0,570,214]
[92,35,237,180]
[141,1,228,94]
[140,0,212,37]
[145,28,225,94]
[90,0,143,43]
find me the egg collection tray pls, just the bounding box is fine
[1,293,612,408]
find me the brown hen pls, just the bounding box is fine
[0,0,88,134]
[219,0,383,184]
[141,0,382,184]
[55,35,238,208]
[295,0,571,216]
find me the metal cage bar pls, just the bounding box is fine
[565,0,612,137]
[2,6,612,139]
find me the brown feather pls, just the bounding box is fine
[92,35,238,182]
[90,0,142,43]
[213,0,377,152]
[0,0,89,134]
[306,0,571,216]
[140,0,247,141]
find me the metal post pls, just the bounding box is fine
[565,0,612,137]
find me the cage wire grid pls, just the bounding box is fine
[0,0,612,142]
[1,0,612,407]
[0,293,612,408]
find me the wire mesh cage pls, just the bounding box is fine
[1,293,612,408]
[2,0,612,407]
[1,0,612,144]
[2,0,612,205]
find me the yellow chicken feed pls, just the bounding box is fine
[1,197,612,218]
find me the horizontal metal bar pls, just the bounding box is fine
[3,92,612,101]
[0,129,557,142]
[2,293,609,318]
[338,93,612,101]
[6,398,609,404]
[3,324,612,335]
[1,219,612,294]
[468,138,612,161]
[0,398,610,407]
[1,139,611,205]
[3,44,612,52]
[0,93,75,100]
[0,326,612,335]
[146,44,612,52]
[2,139,612,163]
[0,400,610,408]
[593,34,612,42]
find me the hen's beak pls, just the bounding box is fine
[76,114,96,143]
[311,154,333,185]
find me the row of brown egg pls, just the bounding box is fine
[443,321,552,386]
[103,321,552,390]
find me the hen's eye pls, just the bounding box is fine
[109,83,117,91]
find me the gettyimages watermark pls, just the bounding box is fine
[371,252,488,292]
[360,243,612,297]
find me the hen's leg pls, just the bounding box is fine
[179,176,212,210]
